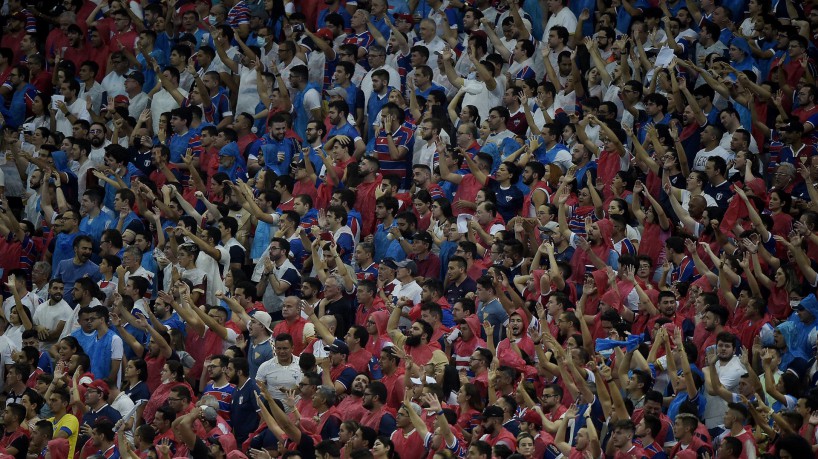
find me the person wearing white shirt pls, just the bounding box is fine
[123,72,149,120]
[414,118,441,170]
[100,53,130,99]
[32,280,73,349]
[150,68,188,135]
[255,335,303,404]
[543,0,577,39]
[702,333,746,428]
[78,62,105,114]
[416,19,446,69]
[53,80,91,137]
[441,47,497,122]
[693,125,734,171]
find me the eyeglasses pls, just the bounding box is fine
[167,397,182,402]
[89,129,103,134]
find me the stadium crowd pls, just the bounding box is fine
[1,0,818,458]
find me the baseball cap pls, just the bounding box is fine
[114,95,130,105]
[325,87,347,99]
[381,258,398,270]
[394,13,414,24]
[395,259,417,275]
[522,410,542,428]
[250,311,273,334]
[125,71,145,86]
[541,221,559,233]
[413,232,433,246]
[480,405,505,419]
[87,380,110,396]
[325,339,350,355]
[315,28,334,41]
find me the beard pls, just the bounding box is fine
[483,423,496,435]
[351,386,364,397]
[90,137,104,148]
[362,398,374,410]
[405,334,422,347]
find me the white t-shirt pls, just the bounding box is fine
[543,7,578,39]
[256,356,303,402]
[151,88,188,134]
[235,64,260,118]
[54,98,91,137]
[703,355,746,427]
[33,300,73,343]
[101,72,127,99]
[0,335,14,392]
[301,88,321,113]
[692,146,734,171]
[461,80,495,122]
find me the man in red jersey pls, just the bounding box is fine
[669,414,713,459]
[606,420,647,459]
[273,297,308,355]
[391,400,426,459]
[477,405,516,451]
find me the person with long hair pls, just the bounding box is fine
[121,359,150,420]
[454,383,484,435]
[372,436,399,459]
[26,93,53,129]
[54,337,82,370]
[429,197,453,250]
[141,361,193,424]
[631,181,671,277]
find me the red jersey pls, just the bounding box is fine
[347,348,372,374]
[453,174,488,215]
[273,317,309,355]
[391,428,426,459]
[613,444,647,459]
[381,368,406,410]
[355,174,384,237]
[480,427,517,452]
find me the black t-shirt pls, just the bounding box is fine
[326,297,354,338]
[2,428,30,459]
[190,437,209,458]
[291,432,315,458]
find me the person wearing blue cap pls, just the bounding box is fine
[217,141,247,182]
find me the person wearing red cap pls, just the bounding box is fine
[72,379,122,448]
[519,410,552,459]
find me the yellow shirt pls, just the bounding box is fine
[50,413,79,458]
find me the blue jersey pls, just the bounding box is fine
[203,382,236,421]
